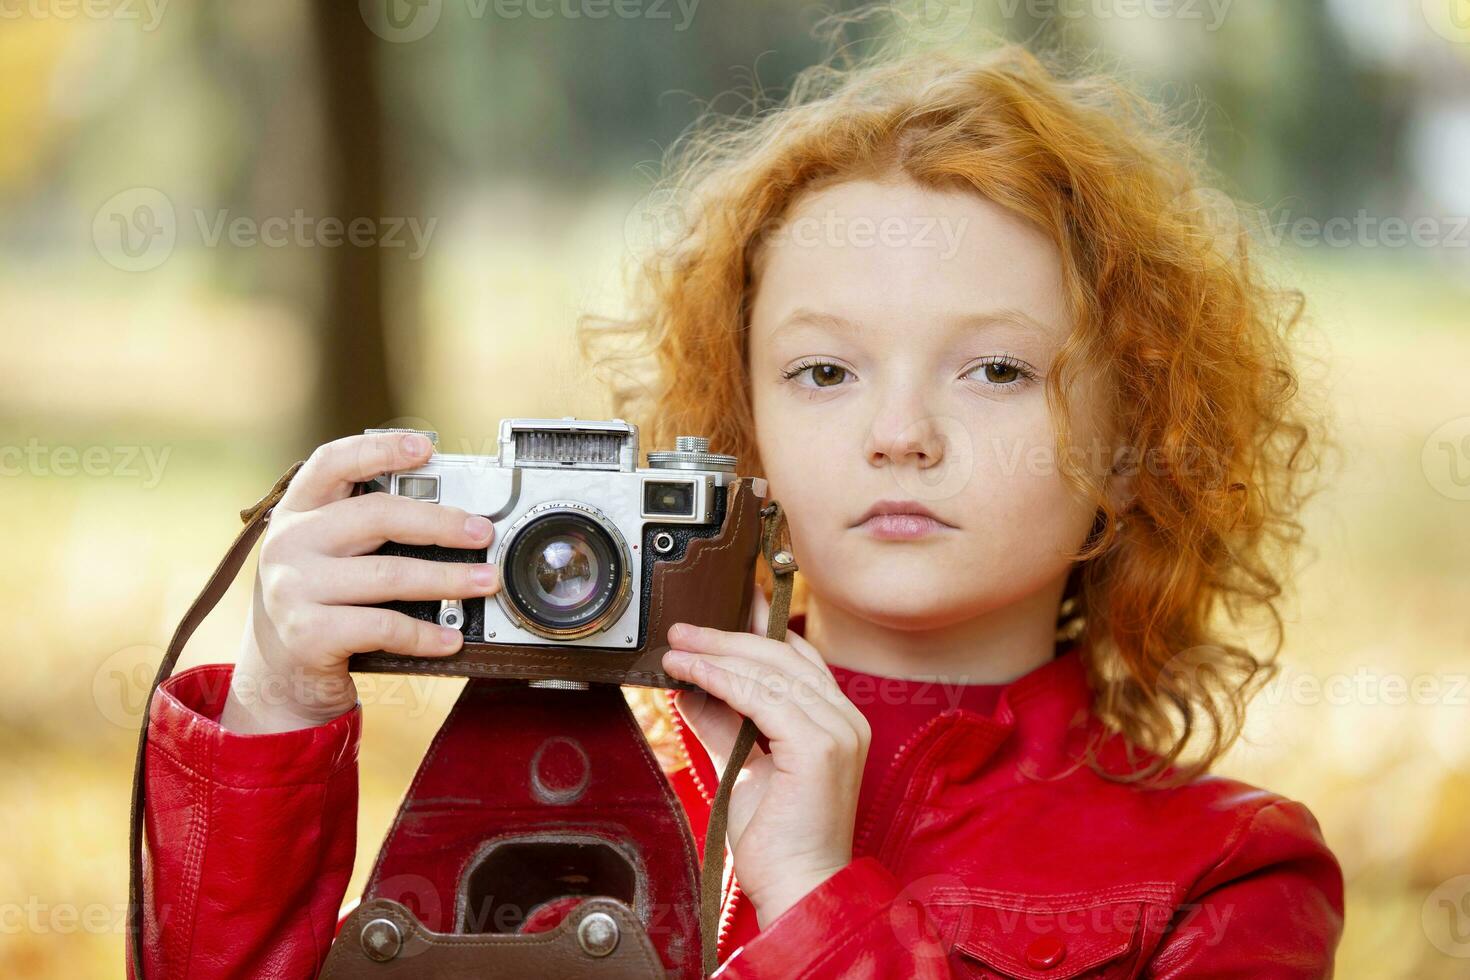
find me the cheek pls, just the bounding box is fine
[954,414,1099,545]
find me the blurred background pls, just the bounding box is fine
[2,1,1468,976]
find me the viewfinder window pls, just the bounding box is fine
[397,475,440,501]
[644,480,694,517]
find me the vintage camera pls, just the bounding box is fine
[350,417,768,689]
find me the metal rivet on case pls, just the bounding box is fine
[360,917,402,962]
[773,550,794,566]
[577,911,620,957]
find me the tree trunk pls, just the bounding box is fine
[308,0,396,446]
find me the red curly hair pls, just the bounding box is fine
[579,35,1330,782]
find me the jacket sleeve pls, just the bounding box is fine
[127,663,362,980]
[1146,798,1345,979]
[713,799,1344,979]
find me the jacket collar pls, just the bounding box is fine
[669,610,1101,805]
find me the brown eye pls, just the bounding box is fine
[984,362,1020,384]
[811,364,847,387]
[783,360,851,388]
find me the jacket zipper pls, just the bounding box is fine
[667,689,742,963]
[852,713,950,861]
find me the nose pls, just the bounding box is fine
[864,395,946,470]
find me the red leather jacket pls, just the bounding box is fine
[130,613,1344,978]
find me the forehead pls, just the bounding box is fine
[750,177,1070,348]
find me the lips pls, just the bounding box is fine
[853,498,953,528]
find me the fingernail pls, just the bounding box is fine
[465,515,493,540]
[403,434,430,455]
[664,650,691,667]
[439,627,462,648]
[470,565,498,588]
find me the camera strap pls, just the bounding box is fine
[126,460,795,980]
[698,500,796,976]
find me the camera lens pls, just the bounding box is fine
[503,511,625,635]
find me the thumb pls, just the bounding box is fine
[673,688,761,774]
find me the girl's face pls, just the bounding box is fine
[748,176,1122,632]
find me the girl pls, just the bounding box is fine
[132,41,1343,978]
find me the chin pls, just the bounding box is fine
[832,588,977,631]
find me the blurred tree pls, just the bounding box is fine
[309,0,397,444]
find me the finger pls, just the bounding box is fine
[662,652,831,748]
[318,555,501,604]
[333,605,464,658]
[673,622,836,692]
[672,688,764,775]
[669,650,858,741]
[669,624,867,734]
[300,492,494,557]
[281,431,435,513]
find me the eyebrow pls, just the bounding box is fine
[771,306,1057,338]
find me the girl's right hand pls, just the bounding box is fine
[218,431,501,734]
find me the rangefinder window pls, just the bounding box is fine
[395,474,440,501]
[643,480,694,518]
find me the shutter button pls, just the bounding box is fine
[1024,934,1066,970]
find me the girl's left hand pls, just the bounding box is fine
[663,590,870,926]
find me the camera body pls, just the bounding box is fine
[352,417,767,688]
